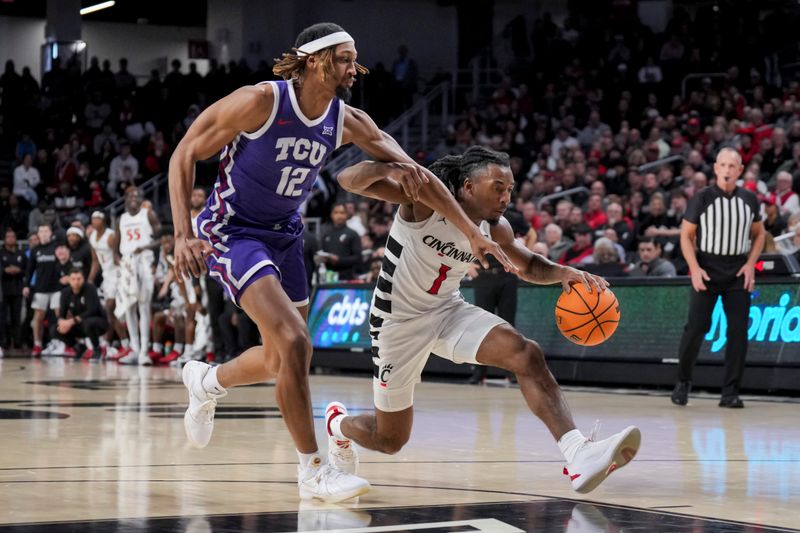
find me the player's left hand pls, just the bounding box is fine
[468,233,518,272]
[560,266,609,294]
[737,262,756,292]
[384,162,430,201]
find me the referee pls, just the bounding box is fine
[671,148,765,408]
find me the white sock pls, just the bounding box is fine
[558,429,587,464]
[100,338,109,348]
[121,338,130,348]
[297,451,323,470]
[201,366,225,395]
[34,341,42,348]
[329,413,347,440]
[174,343,184,354]
[153,342,163,353]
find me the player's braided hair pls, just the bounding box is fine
[273,22,368,83]
[428,146,510,199]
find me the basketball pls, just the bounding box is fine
[555,284,620,346]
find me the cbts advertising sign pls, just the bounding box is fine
[308,287,373,349]
[309,282,800,366]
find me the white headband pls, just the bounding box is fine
[297,31,354,55]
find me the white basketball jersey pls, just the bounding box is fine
[371,210,491,321]
[89,227,115,273]
[119,208,154,256]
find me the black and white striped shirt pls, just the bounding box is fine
[684,185,761,257]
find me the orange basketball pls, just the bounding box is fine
[555,284,620,346]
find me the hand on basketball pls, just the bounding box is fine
[174,236,213,280]
[737,262,756,292]
[690,267,710,292]
[385,162,430,201]
[560,266,608,294]
[469,233,518,272]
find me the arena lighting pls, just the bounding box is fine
[79,1,115,15]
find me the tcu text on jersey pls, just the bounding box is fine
[274,136,329,197]
[275,137,328,166]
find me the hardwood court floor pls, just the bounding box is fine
[0,357,797,532]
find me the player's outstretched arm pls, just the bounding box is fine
[490,217,608,294]
[168,85,274,280]
[337,155,516,271]
[341,109,516,271]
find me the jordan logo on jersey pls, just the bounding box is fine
[422,235,476,263]
[275,137,328,166]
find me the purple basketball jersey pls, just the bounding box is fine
[204,79,343,228]
[196,80,344,306]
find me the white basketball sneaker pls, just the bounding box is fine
[297,462,370,503]
[117,351,139,365]
[138,351,153,366]
[563,425,641,494]
[182,360,226,448]
[325,402,358,474]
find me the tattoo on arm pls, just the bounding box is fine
[523,252,560,284]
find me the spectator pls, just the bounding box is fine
[320,203,363,281]
[2,195,29,239]
[629,237,676,277]
[15,133,37,161]
[551,127,579,161]
[114,58,137,97]
[391,45,418,114]
[93,123,119,155]
[543,223,572,263]
[84,91,113,132]
[637,57,663,85]
[107,141,139,198]
[53,181,82,221]
[51,144,78,194]
[583,193,607,229]
[13,154,40,207]
[598,201,634,251]
[1,228,27,350]
[771,171,799,218]
[762,197,787,237]
[582,237,628,277]
[559,223,594,266]
[65,227,94,279]
[761,128,791,178]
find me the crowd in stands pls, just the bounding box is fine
[3,5,800,358]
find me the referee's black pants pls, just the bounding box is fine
[676,279,750,398]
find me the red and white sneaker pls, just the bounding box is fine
[31,345,42,357]
[159,350,181,365]
[205,352,216,363]
[563,425,641,494]
[81,349,95,361]
[325,402,358,475]
[111,347,132,361]
[63,346,77,358]
[148,350,163,364]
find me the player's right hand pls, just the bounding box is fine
[690,267,710,292]
[174,236,213,280]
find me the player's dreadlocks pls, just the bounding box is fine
[273,22,369,84]
[428,146,510,200]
